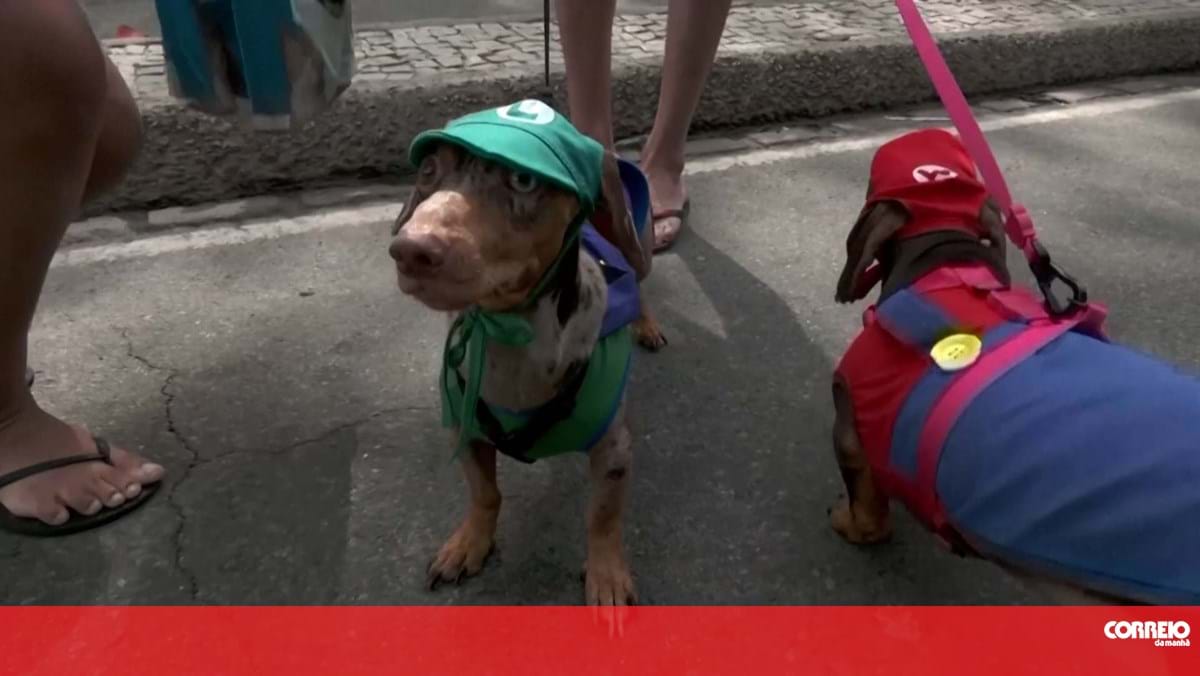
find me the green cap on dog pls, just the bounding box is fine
[409,99,605,215]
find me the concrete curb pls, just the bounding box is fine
[69,73,1200,246]
[90,7,1200,216]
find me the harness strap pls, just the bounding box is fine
[472,360,589,463]
[874,265,1018,352]
[871,277,1085,543]
[874,288,958,349]
[914,265,1047,323]
[914,317,1082,530]
[911,265,1004,294]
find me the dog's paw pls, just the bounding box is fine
[426,520,496,590]
[633,316,668,352]
[829,496,892,545]
[583,550,638,607]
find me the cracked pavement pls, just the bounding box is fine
[4,89,1200,604]
[121,331,198,598]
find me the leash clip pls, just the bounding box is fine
[1029,240,1088,317]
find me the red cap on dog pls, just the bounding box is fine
[861,128,990,240]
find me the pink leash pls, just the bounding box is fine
[893,1,1112,530]
[893,0,1093,318]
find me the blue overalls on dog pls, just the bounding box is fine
[840,264,1200,604]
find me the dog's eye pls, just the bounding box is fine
[417,156,439,182]
[507,172,539,194]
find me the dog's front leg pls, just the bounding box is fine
[632,201,668,352]
[828,378,892,544]
[583,404,638,606]
[632,302,668,352]
[427,440,501,589]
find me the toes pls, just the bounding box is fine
[636,331,668,352]
[106,446,164,485]
[137,461,166,484]
[86,466,127,508]
[56,476,111,517]
[633,321,668,352]
[80,498,103,516]
[426,543,492,591]
[426,552,462,591]
[425,561,444,591]
[43,504,70,526]
[587,577,633,637]
[652,218,682,251]
[88,441,163,498]
[88,462,137,503]
[30,497,69,526]
[584,569,636,608]
[101,486,127,509]
[102,442,165,485]
[0,490,69,526]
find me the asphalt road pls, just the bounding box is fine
[80,0,779,37]
[4,86,1200,604]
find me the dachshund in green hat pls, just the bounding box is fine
[389,99,663,606]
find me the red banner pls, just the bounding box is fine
[2,606,1196,675]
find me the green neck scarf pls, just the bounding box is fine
[440,224,582,456]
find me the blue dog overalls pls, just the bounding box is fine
[837,130,1200,604]
[408,101,649,463]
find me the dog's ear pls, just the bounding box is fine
[390,184,429,237]
[591,151,651,281]
[835,201,908,303]
[978,198,1007,258]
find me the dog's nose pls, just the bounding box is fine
[390,233,448,277]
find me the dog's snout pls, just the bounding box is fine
[390,233,449,277]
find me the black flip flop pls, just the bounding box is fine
[0,436,160,537]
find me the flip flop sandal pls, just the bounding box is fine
[651,199,691,253]
[0,436,160,537]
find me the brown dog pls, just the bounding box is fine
[388,102,663,605]
[827,128,1200,605]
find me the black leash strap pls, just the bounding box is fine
[472,360,590,464]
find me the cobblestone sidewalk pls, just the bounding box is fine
[106,0,1200,100]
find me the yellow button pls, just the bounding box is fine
[931,333,982,371]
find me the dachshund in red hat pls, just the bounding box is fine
[828,128,1200,604]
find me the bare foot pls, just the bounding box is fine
[0,400,164,527]
[828,495,893,545]
[426,508,497,590]
[641,165,689,253]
